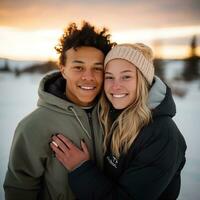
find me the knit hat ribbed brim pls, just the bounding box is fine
[104,45,155,85]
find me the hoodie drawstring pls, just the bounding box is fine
[68,106,92,140]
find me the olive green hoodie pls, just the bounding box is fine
[4,72,104,200]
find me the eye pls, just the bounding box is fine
[73,66,83,71]
[122,75,131,80]
[105,76,114,80]
[94,67,103,72]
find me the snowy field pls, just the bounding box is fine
[0,71,200,200]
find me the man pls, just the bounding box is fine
[4,21,114,200]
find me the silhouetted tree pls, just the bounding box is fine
[14,68,20,76]
[182,35,200,81]
[154,58,165,81]
[0,59,11,72]
[153,40,165,81]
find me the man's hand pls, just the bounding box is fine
[50,134,90,171]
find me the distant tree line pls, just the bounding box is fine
[153,35,200,82]
[14,61,57,76]
[1,36,200,81]
[0,60,57,75]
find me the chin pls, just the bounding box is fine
[112,104,126,110]
[81,98,96,106]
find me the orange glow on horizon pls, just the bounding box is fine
[0,25,200,61]
[112,26,200,42]
[0,27,61,61]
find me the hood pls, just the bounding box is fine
[37,71,86,116]
[148,76,176,118]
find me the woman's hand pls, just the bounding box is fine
[50,134,90,171]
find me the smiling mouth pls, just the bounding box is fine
[79,86,96,90]
[111,94,127,98]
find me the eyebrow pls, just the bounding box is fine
[105,70,133,74]
[72,60,84,64]
[105,72,112,75]
[72,60,103,66]
[94,62,103,66]
[121,70,133,73]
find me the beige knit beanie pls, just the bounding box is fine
[104,44,155,85]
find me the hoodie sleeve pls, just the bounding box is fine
[68,118,186,200]
[4,121,47,200]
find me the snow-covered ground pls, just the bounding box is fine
[0,73,42,199]
[0,71,200,200]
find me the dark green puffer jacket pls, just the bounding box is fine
[4,71,104,200]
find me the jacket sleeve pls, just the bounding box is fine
[4,122,48,200]
[68,160,134,200]
[68,119,186,200]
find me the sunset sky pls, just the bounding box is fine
[0,0,200,60]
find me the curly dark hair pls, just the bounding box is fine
[55,21,115,66]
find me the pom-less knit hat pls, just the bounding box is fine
[104,45,155,85]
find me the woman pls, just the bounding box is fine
[50,43,187,200]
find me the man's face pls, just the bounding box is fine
[60,46,104,107]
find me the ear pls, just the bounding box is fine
[59,65,67,78]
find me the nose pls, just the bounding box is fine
[81,70,94,81]
[111,80,122,90]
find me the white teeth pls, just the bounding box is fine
[80,86,95,90]
[112,94,126,98]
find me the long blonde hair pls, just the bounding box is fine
[100,43,154,158]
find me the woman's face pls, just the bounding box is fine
[104,59,137,109]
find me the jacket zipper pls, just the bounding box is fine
[87,112,97,164]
